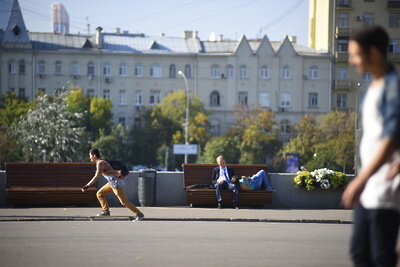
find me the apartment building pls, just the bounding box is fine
[309,0,400,111]
[1,0,331,141]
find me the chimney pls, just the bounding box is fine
[116,27,121,34]
[95,26,103,49]
[184,30,192,39]
[289,35,297,44]
[218,34,223,41]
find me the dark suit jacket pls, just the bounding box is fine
[212,166,235,182]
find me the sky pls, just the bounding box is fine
[16,0,309,45]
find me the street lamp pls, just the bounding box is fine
[178,70,189,163]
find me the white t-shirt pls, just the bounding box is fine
[359,84,400,211]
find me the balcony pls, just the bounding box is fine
[335,51,349,62]
[335,80,352,90]
[337,0,352,9]
[388,1,400,9]
[389,52,400,62]
[335,26,352,37]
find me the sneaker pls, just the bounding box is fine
[234,205,240,210]
[97,210,110,216]
[135,213,145,221]
[217,203,222,209]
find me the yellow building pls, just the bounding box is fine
[309,0,400,111]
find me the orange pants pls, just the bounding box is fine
[96,183,141,215]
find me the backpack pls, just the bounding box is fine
[105,159,129,177]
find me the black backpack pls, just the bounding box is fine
[105,159,129,177]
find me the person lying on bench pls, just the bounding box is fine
[234,170,276,192]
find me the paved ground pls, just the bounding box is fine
[0,207,354,267]
[0,207,353,223]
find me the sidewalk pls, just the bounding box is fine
[0,206,353,224]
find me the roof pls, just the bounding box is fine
[29,32,93,50]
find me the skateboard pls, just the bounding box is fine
[86,215,135,221]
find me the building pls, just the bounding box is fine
[309,0,400,111]
[1,0,332,142]
[51,2,69,34]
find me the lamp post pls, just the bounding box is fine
[178,70,189,163]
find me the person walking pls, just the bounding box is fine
[82,148,145,221]
[342,26,400,267]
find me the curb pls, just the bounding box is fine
[0,216,353,224]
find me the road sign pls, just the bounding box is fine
[173,144,198,155]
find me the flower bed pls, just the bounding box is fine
[293,168,348,191]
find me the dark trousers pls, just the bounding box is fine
[215,182,239,205]
[351,204,400,267]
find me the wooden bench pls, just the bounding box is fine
[6,162,98,206]
[183,163,272,207]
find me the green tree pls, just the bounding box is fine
[89,97,113,139]
[199,135,241,164]
[16,90,85,162]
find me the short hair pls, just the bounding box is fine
[216,155,225,161]
[89,148,101,158]
[350,26,389,59]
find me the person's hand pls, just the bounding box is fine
[387,161,400,181]
[81,185,89,192]
[217,177,225,184]
[341,177,366,208]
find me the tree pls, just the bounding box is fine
[199,136,241,164]
[16,90,85,162]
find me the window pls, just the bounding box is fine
[134,117,141,128]
[169,64,176,78]
[390,39,399,53]
[211,122,221,135]
[87,62,95,76]
[118,117,126,127]
[260,65,268,79]
[363,13,374,26]
[238,91,248,105]
[36,88,46,95]
[226,65,234,78]
[119,63,127,77]
[9,87,15,93]
[18,88,25,97]
[338,13,349,27]
[135,63,143,77]
[8,59,16,74]
[239,65,247,78]
[363,72,372,82]
[337,38,348,52]
[338,0,350,7]
[211,64,220,78]
[86,89,95,97]
[259,92,270,108]
[135,91,143,106]
[55,61,62,75]
[280,120,291,134]
[71,62,79,75]
[280,93,291,108]
[389,13,400,28]
[103,89,110,99]
[150,64,161,78]
[19,59,25,75]
[150,91,161,104]
[38,60,46,74]
[184,64,191,78]
[119,90,127,105]
[282,65,290,79]
[210,91,220,107]
[337,67,348,80]
[103,63,111,76]
[309,66,319,80]
[337,94,347,109]
[308,92,318,108]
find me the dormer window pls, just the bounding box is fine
[12,25,20,36]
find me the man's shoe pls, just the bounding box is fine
[135,213,145,221]
[266,188,277,192]
[217,203,222,209]
[234,206,240,210]
[97,210,110,216]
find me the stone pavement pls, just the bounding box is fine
[0,206,353,224]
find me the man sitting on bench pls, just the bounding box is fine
[212,155,239,209]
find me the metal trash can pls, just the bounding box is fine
[138,169,157,207]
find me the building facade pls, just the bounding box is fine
[309,0,400,111]
[1,0,332,142]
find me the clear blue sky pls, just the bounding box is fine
[18,0,309,45]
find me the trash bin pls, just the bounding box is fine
[138,169,157,207]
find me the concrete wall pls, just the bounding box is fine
[0,171,353,209]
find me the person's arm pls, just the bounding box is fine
[239,177,252,191]
[342,137,397,208]
[103,169,122,177]
[82,161,104,192]
[387,160,400,180]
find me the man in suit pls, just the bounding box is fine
[212,155,239,209]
